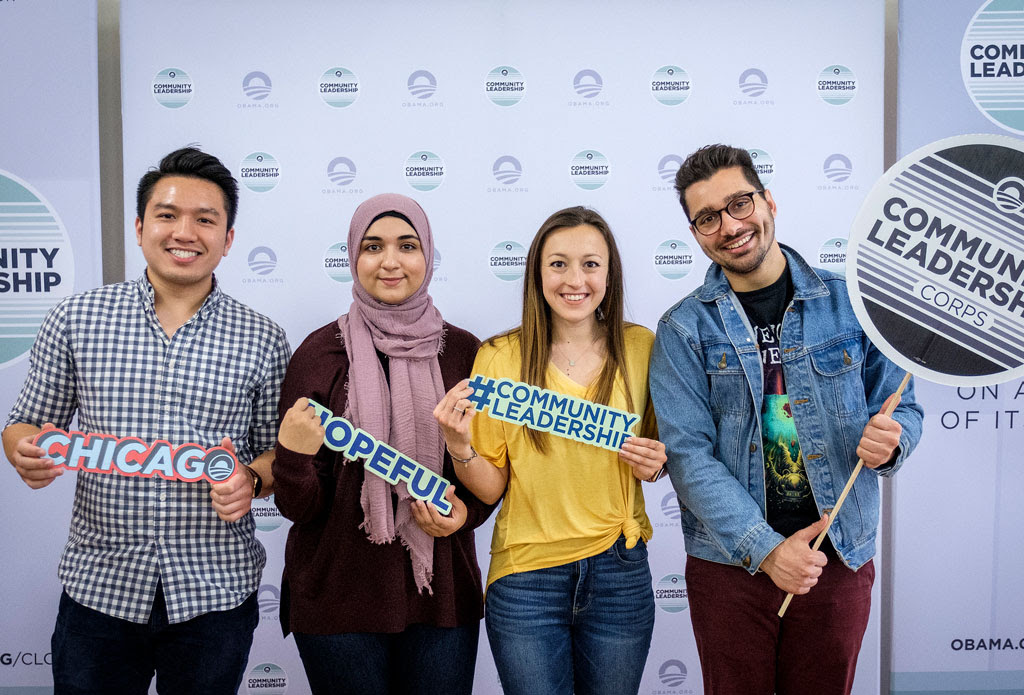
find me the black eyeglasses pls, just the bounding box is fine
[689,190,763,236]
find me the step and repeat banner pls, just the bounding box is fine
[0,2,102,694]
[891,2,1024,694]
[117,1,886,693]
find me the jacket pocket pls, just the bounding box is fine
[809,337,866,416]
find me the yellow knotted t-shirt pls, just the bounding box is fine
[470,324,656,588]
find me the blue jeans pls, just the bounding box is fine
[293,622,479,695]
[485,536,655,695]
[51,585,257,695]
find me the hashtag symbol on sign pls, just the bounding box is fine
[466,374,497,412]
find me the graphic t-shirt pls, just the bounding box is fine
[735,269,818,538]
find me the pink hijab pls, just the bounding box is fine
[337,193,445,593]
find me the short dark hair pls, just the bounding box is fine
[136,146,239,230]
[674,144,763,219]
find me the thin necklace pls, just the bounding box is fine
[554,335,601,372]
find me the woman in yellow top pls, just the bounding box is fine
[434,206,666,695]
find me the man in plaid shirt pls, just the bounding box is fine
[2,147,290,694]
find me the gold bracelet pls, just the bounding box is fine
[446,445,477,466]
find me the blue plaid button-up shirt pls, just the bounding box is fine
[6,274,290,624]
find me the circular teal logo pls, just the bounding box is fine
[962,0,1024,134]
[323,242,351,283]
[570,150,609,190]
[748,148,775,186]
[489,241,526,281]
[246,662,287,694]
[651,65,691,105]
[404,151,445,191]
[817,65,857,105]
[0,170,75,367]
[252,495,283,533]
[655,574,688,613]
[654,240,693,280]
[320,67,360,108]
[818,237,847,272]
[486,66,525,106]
[239,153,280,193]
[152,68,193,108]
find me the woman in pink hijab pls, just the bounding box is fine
[272,194,494,695]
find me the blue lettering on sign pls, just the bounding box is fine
[465,374,639,451]
[307,399,452,515]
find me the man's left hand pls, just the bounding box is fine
[209,437,254,522]
[857,393,902,469]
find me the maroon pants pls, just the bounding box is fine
[685,552,874,695]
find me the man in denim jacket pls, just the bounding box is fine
[650,144,923,695]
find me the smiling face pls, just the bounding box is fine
[684,165,784,291]
[135,175,234,296]
[355,215,427,304]
[539,224,609,331]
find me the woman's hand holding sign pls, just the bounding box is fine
[411,484,467,536]
[433,378,475,459]
[278,398,326,455]
[618,436,667,482]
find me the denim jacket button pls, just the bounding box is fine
[742,556,751,568]
[749,443,757,453]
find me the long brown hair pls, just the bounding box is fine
[489,206,635,452]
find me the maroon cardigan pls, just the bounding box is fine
[272,320,494,635]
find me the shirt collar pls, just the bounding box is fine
[134,271,224,319]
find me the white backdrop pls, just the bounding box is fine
[0,2,102,693]
[890,2,1024,693]
[117,1,885,693]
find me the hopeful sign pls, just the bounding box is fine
[848,133,1024,386]
[465,374,640,451]
[306,399,452,515]
[33,428,240,483]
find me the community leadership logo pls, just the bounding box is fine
[749,148,775,186]
[151,68,193,108]
[0,170,75,367]
[817,65,858,105]
[247,247,277,276]
[319,67,359,108]
[847,134,1024,385]
[651,65,691,105]
[404,151,445,191]
[407,69,437,99]
[239,153,280,193]
[570,151,610,190]
[655,574,688,613]
[653,240,693,280]
[489,241,527,281]
[252,495,283,532]
[486,66,525,106]
[242,71,272,101]
[246,663,287,695]
[323,242,352,283]
[962,0,1024,134]
[573,69,603,98]
[818,237,848,272]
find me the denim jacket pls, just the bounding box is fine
[649,245,923,573]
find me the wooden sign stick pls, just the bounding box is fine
[778,370,911,618]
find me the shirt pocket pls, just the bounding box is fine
[703,343,748,416]
[808,337,866,417]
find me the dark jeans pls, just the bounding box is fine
[484,536,655,695]
[293,622,479,695]
[51,586,258,695]
[686,552,874,695]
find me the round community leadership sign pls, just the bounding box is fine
[848,134,1024,386]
